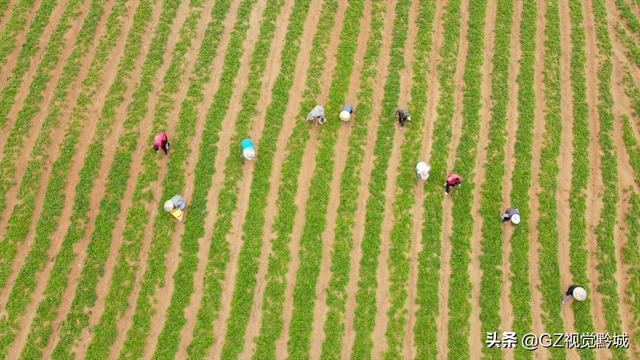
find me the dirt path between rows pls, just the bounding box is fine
[308,1,371,358]
[582,0,609,349]
[340,1,395,357]
[528,0,546,358]
[8,0,142,355]
[273,2,347,357]
[436,0,469,355]
[467,0,496,356]
[0,0,94,305]
[498,2,522,359]
[53,2,187,358]
[0,0,42,85]
[403,1,444,356]
[556,3,578,358]
[403,1,444,358]
[236,0,324,357]
[371,1,417,356]
[0,0,70,240]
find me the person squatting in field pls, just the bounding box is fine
[444,173,462,195]
[153,131,170,154]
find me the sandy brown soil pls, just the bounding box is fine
[528,0,546,359]
[340,1,395,357]
[467,0,496,356]
[436,0,469,355]
[403,2,444,358]
[273,2,347,357]
[307,1,371,358]
[498,2,522,359]
[236,0,324,357]
[556,2,578,357]
[8,0,139,355]
[0,0,93,307]
[0,0,42,86]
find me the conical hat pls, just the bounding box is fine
[511,214,521,224]
[164,200,174,212]
[340,111,351,122]
[243,147,255,160]
[573,287,587,301]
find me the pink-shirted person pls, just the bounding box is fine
[153,131,169,155]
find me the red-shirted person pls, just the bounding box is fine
[444,173,462,195]
[153,131,169,155]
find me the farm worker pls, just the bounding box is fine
[153,131,170,155]
[501,207,520,224]
[562,285,587,304]
[416,162,430,180]
[240,138,255,160]
[306,105,326,125]
[395,108,411,127]
[164,194,186,222]
[340,103,354,122]
[444,173,462,195]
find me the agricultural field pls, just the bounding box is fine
[0,0,638,358]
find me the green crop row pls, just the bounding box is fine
[319,2,386,359]
[44,0,188,357]
[615,24,640,68]
[0,0,37,64]
[285,0,365,357]
[537,1,564,357]
[567,1,596,351]
[211,0,316,358]
[509,1,535,359]
[446,0,486,356]
[623,191,640,347]
[383,0,433,358]
[615,0,640,36]
[0,0,9,24]
[477,0,513,358]
[622,71,639,117]
[247,0,338,357]
[350,0,410,358]
[85,1,233,358]
[0,0,86,288]
[0,0,123,355]
[591,1,626,358]
[16,1,157,358]
[413,0,461,357]
[153,0,281,358]
[623,117,640,181]
[0,0,58,129]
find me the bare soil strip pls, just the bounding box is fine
[43,2,192,357]
[436,0,469,355]
[308,1,371,357]
[237,0,324,357]
[273,2,347,357]
[529,0,546,358]
[582,0,609,340]
[8,0,140,355]
[403,2,444,358]
[0,0,93,305]
[499,2,522,359]
[556,0,578,352]
[467,0,496,355]
[340,1,396,357]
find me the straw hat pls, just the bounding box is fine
[164,200,174,212]
[573,287,587,301]
[511,214,521,224]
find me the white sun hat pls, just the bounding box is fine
[573,286,587,301]
[340,110,351,122]
[511,214,521,224]
[164,200,174,212]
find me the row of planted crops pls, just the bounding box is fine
[0,0,638,358]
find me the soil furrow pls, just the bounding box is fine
[340,1,395,357]
[0,0,42,85]
[307,1,371,357]
[6,0,138,355]
[436,0,468,355]
[557,0,578,349]
[236,0,324,357]
[41,1,191,357]
[404,0,444,357]
[499,1,522,359]
[468,0,496,355]
[528,0,546,357]
[273,2,347,357]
